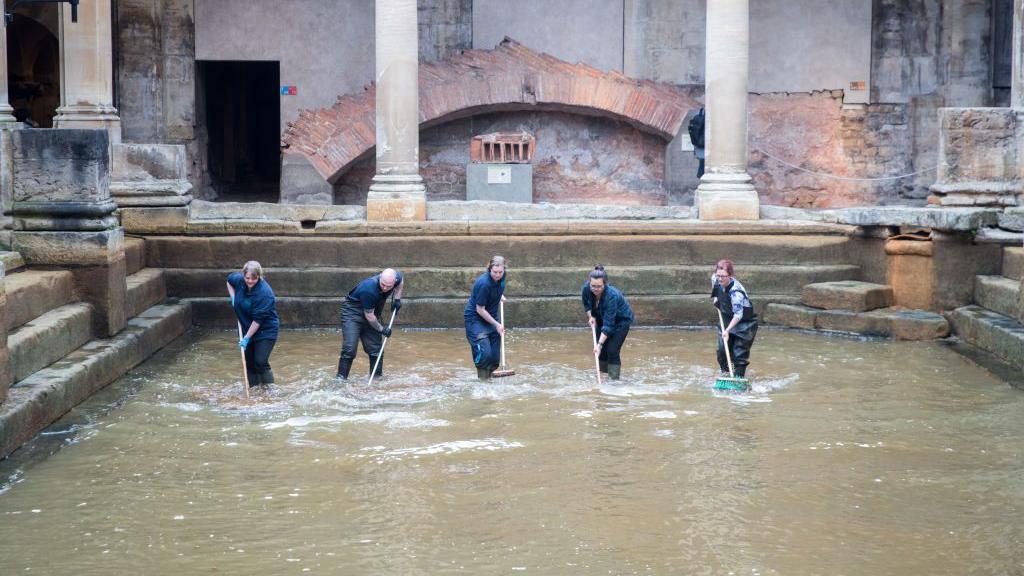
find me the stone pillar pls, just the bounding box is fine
[10,129,127,337]
[53,0,122,143]
[0,13,17,126]
[1013,0,1024,109]
[696,0,759,220]
[366,0,426,221]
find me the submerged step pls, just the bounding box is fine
[801,281,893,312]
[948,305,1024,371]
[1003,247,1024,281]
[766,303,948,340]
[0,301,192,460]
[3,270,76,331]
[164,265,860,299]
[145,235,857,268]
[974,275,1021,319]
[8,302,93,384]
[185,294,801,329]
[126,268,167,319]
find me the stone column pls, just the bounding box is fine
[696,0,759,220]
[53,0,121,142]
[1014,0,1024,109]
[366,0,426,221]
[0,13,17,126]
[10,129,127,337]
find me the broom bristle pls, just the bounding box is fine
[492,369,516,378]
[714,376,750,391]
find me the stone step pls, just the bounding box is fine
[974,275,1021,318]
[801,281,893,311]
[124,236,146,276]
[766,303,949,340]
[7,303,93,383]
[126,268,167,319]
[144,234,857,268]
[164,264,860,299]
[0,301,192,459]
[947,305,1024,371]
[0,251,25,273]
[185,294,801,329]
[3,269,76,331]
[1003,247,1024,281]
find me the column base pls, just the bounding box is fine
[367,175,426,221]
[54,105,122,144]
[696,172,760,220]
[0,103,18,127]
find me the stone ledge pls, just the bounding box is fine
[189,200,364,222]
[1003,247,1024,281]
[8,302,94,382]
[947,305,1024,371]
[801,281,893,312]
[1000,207,1024,232]
[831,207,1000,231]
[766,303,949,340]
[0,301,192,459]
[974,276,1020,318]
[0,251,25,273]
[427,200,693,221]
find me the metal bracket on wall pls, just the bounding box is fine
[6,0,79,24]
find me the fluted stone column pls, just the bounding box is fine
[53,0,121,142]
[1013,0,1024,109]
[366,0,426,221]
[696,0,759,220]
[0,13,17,126]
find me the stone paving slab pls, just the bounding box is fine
[947,305,1024,371]
[8,303,93,383]
[766,303,949,340]
[3,270,76,331]
[801,281,894,312]
[1003,247,1024,281]
[126,269,167,319]
[0,301,192,460]
[974,275,1021,319]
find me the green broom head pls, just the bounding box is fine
[714,375,750,392]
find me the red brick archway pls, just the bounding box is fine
[281,39,698,183]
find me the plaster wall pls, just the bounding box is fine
[472,0,624,72]
[194,0,375,132]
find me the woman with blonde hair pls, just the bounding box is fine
[464,255,508,380]
[226,261,280,387]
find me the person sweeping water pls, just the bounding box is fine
[336,268,404,381]
[226,261,280,389]
[582,265,633,381]
[465,256,508,380]
[711,259,758,390]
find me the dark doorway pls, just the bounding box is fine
[7,10,60,127]
[198,60,280,201]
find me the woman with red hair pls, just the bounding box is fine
[710,259,758,378]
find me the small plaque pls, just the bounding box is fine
[487,166,512,184]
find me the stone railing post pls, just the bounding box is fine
[10,129,127,337]
[366,0,426,221]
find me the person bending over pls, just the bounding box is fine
[582,265,633,381]
[226,261,280,387]
[336,268,403,380]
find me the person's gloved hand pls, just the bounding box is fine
[239,336,250,350]
[380,326,393,338]
[393,298,402,312]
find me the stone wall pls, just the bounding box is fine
[335,111,669,205]
[418,0,472,62]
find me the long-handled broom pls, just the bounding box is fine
[591,323,602,386]
[237,321,250,399]
[367,309,397,387]
[714,306,750,392]
[492,301,516,378]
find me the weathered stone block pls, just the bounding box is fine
[1007,248,1024,281]
[931,232,1002,311]
[3,270,75,331]
[696,188,760,221]
[974,275,1021,318]
[885,236,934,310]
[801,281,894,311]
[814,309,890,336]
[764,303,818,329]
[881,309,949,340]
[110,143,192,207]
[13,229,124,266]
[125,268,166,319]
[0,263,11,402]
[366,191,427,222]
[999,207,1024,232]
[124,236,146,275]
[948,305,1024,371]
[280,153,333,205]
[928,108,1024,207]
[8,303,94,382]
[72,255,128,337]
[120,206,188,233]
[9,129,118,231]
[833,207,1000,231]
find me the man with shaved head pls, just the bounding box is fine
[336,268,404,380]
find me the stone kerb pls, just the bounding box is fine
[928,108,1024,207]
[9,129,127,337]
[110,143,193,207]
[0,261,11,404]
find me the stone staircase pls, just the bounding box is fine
[142,234,864,328]
[0,237,189,459]
[948,247,1024,371]
[766,280,949,339]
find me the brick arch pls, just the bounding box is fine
[282,38,698,183]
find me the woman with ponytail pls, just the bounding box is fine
[581,265,633,380]
[464,255,508,380]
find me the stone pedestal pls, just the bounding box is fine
[0,262,11,404]
[696,0,759,221]
[9,129,127,337]
[927,108,1024,207]
[885,236,934,310]
[53,0,122,142]
[110,143,192,207]
[367,0,426,221]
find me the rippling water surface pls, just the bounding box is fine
[1,328,1022,575]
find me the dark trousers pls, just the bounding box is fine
[245,338,276,386]
[466,317,500,371]
[717,320,758,377]
[597,323,629,367]
[339,302,384,361]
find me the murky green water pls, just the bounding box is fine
[1,328,1022,575]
